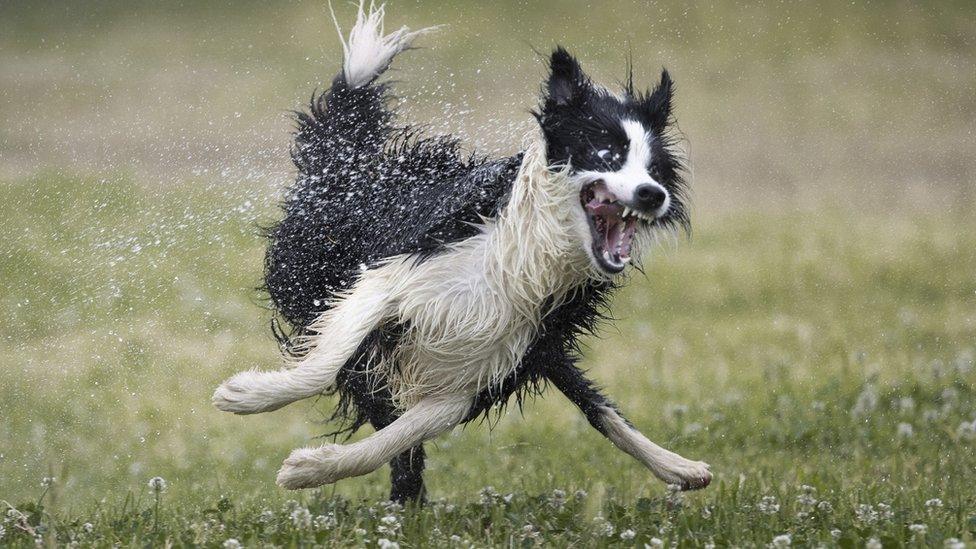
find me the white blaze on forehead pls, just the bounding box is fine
[621,119,653,172]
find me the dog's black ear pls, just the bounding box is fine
[546,46,589,107]
[641,69,674,131]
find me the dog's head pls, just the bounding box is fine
[535,47,688,275]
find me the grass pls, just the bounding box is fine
[1,175,974,546]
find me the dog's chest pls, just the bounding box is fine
[382,229,587,405]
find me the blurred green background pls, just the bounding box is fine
[1,1,975,540]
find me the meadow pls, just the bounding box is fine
[1,1,975,546]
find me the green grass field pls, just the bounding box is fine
[2,0,975,546]
[1,176,974,546]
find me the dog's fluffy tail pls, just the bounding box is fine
[330,1,437,89]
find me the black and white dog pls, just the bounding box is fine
[213,2,710,503]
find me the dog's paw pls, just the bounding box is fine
[276,445,347,490]
[660,458,712,491]
[212,371,284,415]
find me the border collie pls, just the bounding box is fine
[213,1,710,503]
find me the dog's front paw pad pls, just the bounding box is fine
[276,446,345,489]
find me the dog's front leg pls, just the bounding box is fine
[212,272,394,415]
[547,362,711,490]
[275,393,472,489]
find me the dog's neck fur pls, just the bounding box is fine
[485,132,597,316]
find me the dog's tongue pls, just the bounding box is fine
[586,198,637,266]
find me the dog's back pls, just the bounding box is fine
[264,42,521,336]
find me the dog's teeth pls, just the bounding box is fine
[602,250,611,263]
[623,207,631,218]
[622,256,632,264]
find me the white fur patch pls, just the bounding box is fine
[330,1,438,89]
[598,405,711,489]
[276,394,471,488]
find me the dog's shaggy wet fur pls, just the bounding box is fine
[213,1,710,503]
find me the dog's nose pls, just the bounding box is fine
[634,184,667,212]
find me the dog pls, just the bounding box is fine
[212,1,710,503]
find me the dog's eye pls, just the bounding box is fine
[595,149,610,160]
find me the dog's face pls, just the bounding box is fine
[536,47,688,275]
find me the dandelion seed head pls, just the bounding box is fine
[772,533,792,547]
[865,537,882,549]
[897,422,914,439]
[40,477,56,488]
[147,476,167,492]
[620,529,635,540]
[647,537,664,548]
[222,539,242,549]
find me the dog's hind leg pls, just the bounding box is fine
[547,362,712,490]
[212,273,394,415]
[276,393,471,490]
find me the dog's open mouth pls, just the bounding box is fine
[580,181,646,274]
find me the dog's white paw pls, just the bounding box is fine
[211,371,285,415]
[276,445,349,490]
[659,458,712,491]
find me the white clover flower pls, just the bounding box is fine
[865,537,882,549]
[257,510,274,523]
[289,506,312,528]
[41,477,56,488]
[82,522,94,533]
[796,493,818,508]
[479,486,499,505]
[147,476,167,492]
[897,397,916,414]
[574,489,588,500]
[222,539,242,549]
[665,484,683,507]
[925,498,944,509]
[380,515,399,526]
[449,534,462,543]
[876,503,893,521]
[377,539,399,549]
[313,513,336,530]
[909,523,927,536]
[520,524,539,540]
[758,496,780,515]
[855,504,877,524]
[647,537,664,548]
[620,529,635,540]
[943,538,965,549]
[897,422,914,439]
[957,420,976,441]
[817,500,833,513]
[771,533,791,547]
[550,489,567,508]
[354,528,367,536]
[593,516,615,537]
[851,385,879,418]
[830,529,842,539]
